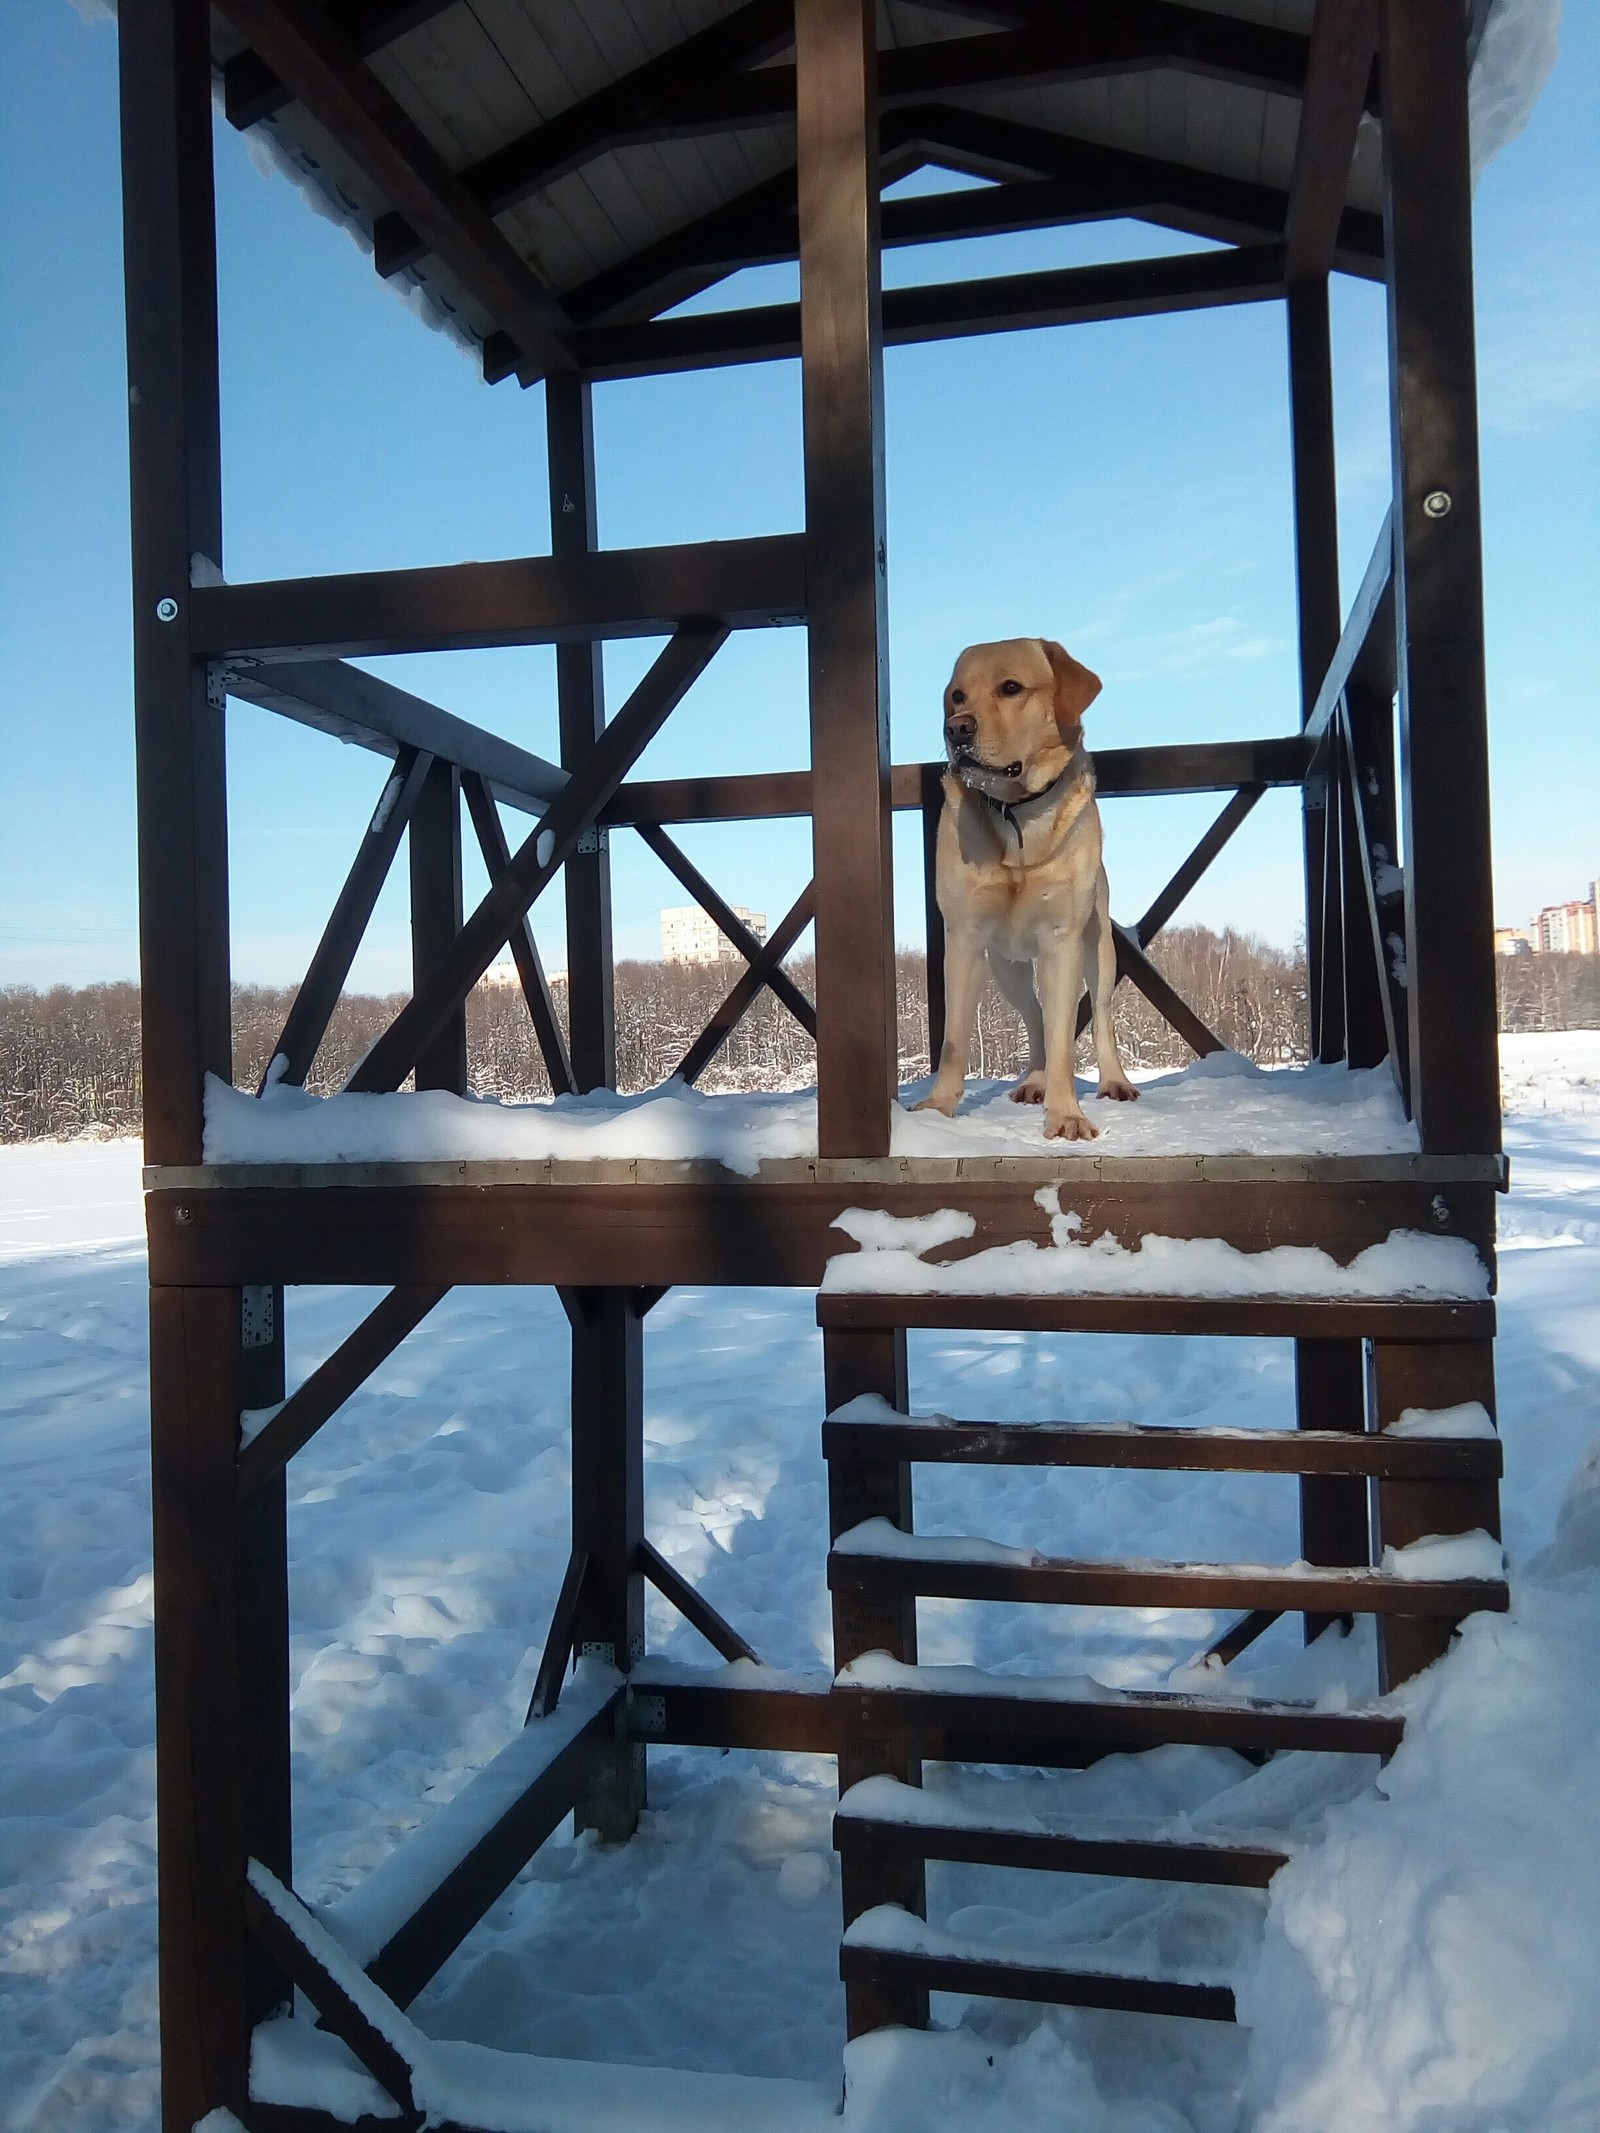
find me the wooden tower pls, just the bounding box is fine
[119,1,1509,2124]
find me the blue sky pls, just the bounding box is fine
[2,3,1595,992]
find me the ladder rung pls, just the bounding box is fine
[818,1293,1495,1342]
[840,1935,1235,2022]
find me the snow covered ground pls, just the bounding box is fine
[1,1032,1596,2131]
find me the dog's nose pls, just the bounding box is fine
[945,713,977,748]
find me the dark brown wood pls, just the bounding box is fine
[1342,681,1411,1108]
[819,1295,1496,1341]
[1113,925,1226,1057]
[1370,1340,1500,1689]
[1381,0,1499,1154]
[834,1809,1288,1887]
[568,1290,646,1839]
[828,1543,1508,1617]
[578,244,1289,380]
[237,1286,292,2027]
[226,659,566,815]
[1304,512,1394,745]
[840,1942,1237,2023]
[346,628,727,1095]
[1337,713,1392,1073]
[1204,1607,1283,1666]
[921,762,946,1069]
[374,0,795,279]
[121,0,231,1170]
[628,1678,841,1755]
[1134,786,1265,948]
[638,1538,761,1666]
[264,748,433,1091]
[208,0,572,379]
[1286,0,1380,284]
[151,1179,1502,1297]
[461,772,575,1099]
[636,822,817,1037]
[365,1690,623,2008]
[1317,732,1349,1062]
[1295,1337,1370,1642]
[798,0,896,1161]
[149,1289,253,2130]
[190,535,806,664]
[223,0,454,129]
[821,1415,1500,1480]
[408,757,466,1094]
[236,1286,447,1498]
[673,881,816,1087]
[526,1548,588,1720]
[242,1873,416,2114]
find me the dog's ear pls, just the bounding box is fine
[1041,640,1102,748]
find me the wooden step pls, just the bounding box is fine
[834,1777,1288,1886]
[832,1658,1404,1760]
[822,1406,1502,1479]
[829,1522,1509,1618]
[818,1293,1494,1341]
[840,1909,1235,2022]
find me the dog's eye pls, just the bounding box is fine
[998,679,1023,697]
[949,689,966,707]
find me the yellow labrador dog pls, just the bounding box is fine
[913,637,1137,1141]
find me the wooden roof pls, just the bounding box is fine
[211,0,1399,382]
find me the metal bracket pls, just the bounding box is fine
[241,1285,276,1350]
[628,1691,667,1737]
[206,662,232,713]
[579,1639,615,1667]
[576,826,608,856]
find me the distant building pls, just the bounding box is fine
[662,904,766,965]
[1497,882,1597,957]
[1494,928,1535,958]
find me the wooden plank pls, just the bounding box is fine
[638,1538,760,1665]
[577,245,1289,379]
[673,882,816,1086]
[799,0,896,1161]
[408,757,466,1094]
[1316,726,1349,1062]
[150,1179,1501,1295]
[834,1809,1288,1887]
[828,1543,1508,1617]
[1295,1335,1369,1642]
[209,0,572,379]
[237,1286,292,2027]
[1337,704,1391,1073]
[1303,512,1393,745]
[921,762,946,1069]
[226,659,567,816]
[636,822,817,1037]
[346,629,727,1095]
[121,0,231,1170]
[819,1295,1495,1341]
[526,1548,587,1719]
[840,1943,1236,2022]
[190,534,807,663]
[546,375,614,1094]
[1133,786,1264,948]
[461,771,575,1098]
[1342,682,1411,1108]
[568,1289,646,1839]
[237,1285,448,1498]
[243,1873,414,2114]
[820,1416,1501,1479]
[1381,0,1499,1155]
[223,0,455,128]
[1113,925,1226,1058]
[1286,0,1380,285]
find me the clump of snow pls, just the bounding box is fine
[1386,1400,1497,1440]
[823,1207,1490,1301]
[1378,1529,1505,1583]
[833,1208,976,1255]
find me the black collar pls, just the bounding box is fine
[978,764,1072,847]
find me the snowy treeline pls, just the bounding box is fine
[19,930,1593,1142]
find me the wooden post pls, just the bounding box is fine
[546,372,615,1092]
[920,763,945,1073]
[797,0,897,1158]
[1286,276,1340,1063]
[121,0,230,1166]
[824,1327,927,2036]
[568,1288,645,1838]
[1380,0,1500,1155]
[149,1290,254,2129]
[237,1285,292,2026]
[1369,1340,1500,1689]
[409,758,467,1092]
[1293,1337,1369,1644]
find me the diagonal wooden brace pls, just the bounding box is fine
[526,1548,589,1720]
[673,879,816,1087]
[637,820,817,1037]
[461,769,577,1097]
[638,1537,761,1664]
[1113,925,1226,1058]
[348,626,728,1093]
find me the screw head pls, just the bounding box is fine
[155,596,179,622]
[1423,490,1452,519]
[174,1205,193,1226]
[1430,1194,1452,1229]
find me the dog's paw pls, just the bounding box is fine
[1045,1112,1098,1142]
[1009,1074,1046,1106]
[910,1091,960,1118]
[1097,1079,1139,1103]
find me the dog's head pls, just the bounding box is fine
[942,638,1102,801]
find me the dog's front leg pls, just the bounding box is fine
[1035,935,1096,1140]
[913,928,987,1116]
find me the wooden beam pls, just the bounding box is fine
[1113,924,1227,1057]
[840,1943,1238,2024]
[1304,510,1394,744]
[1380,0,1500,1155]
[208,0,573,380]
[526,1549,588,1719]
[261,745,434,1091]
[1132,785,1264,946]
[576,244,1289,379]
[1286,0,1380,285]
[1341,682,1411,1107]
[638,1538,761,1665]
[820,1295,1494,1342]
[225,658,566,816]
[191,535,806,663]
[374,0,796,279]
[236,1285,448,1498]
[346,629,727,1094]
[673,881,817,1086]
[243,1871,414,2114]
[1295,1335,1369,1642]
[461,772,576,1098]
[222,0,454,130]
[636,821,817,1037]
[408,757,466,1094]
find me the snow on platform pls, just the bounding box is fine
[200,1054,1420,1175]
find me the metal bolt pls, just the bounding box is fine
[156,596,179,622]
[1430,1194,1452,1229]
[174,1205,194,1226]
[1422,490,1452,519]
